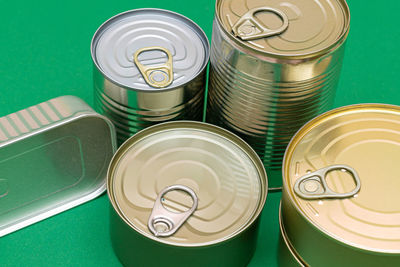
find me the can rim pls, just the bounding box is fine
[278,203,308,267]
[282,103,400,254]
[107,120,268,247]
[90,8,210,93]
[215,0,350,60]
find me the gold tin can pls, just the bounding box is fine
[281,104,400,266]
[207,0,350,189]
[107,121,267,267]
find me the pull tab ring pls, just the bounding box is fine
[294,164,361,200]
[148,185,198,237]
[231,7,289,41]
[133,46,174,88]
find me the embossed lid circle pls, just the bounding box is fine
[108,121,267,246]
[92,9,208,90]
[217,0,350,57]
[284,104,400,253]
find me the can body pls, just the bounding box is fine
[110,206,261,267]
[207,0,349,189]
[91,9,209,145]
[278,207,306,267]
[107,121,267,267]
[281,104,400,266]
[93,66,206,144]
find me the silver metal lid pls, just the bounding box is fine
[0,96,117,237]
[91,9,209,90]
[108,121,267,246]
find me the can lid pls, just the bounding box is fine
[284,104,400,253]
[108,121,267,246]
[91,9,209,91]
[0,96,117,237]
[216,0,349,57]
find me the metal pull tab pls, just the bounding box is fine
[231,7,289,41]
[148,185,198,237]
[294,165,361,200]
[133,46,174,88]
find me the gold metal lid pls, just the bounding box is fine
[284,104,400,253]
[108,121,267,246]
[216,0,350,58]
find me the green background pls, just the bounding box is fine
[1,0,399,266]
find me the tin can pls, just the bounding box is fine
[0,96,116,237]
[281,104,400,266]
[107,121,267,267]
[206,0,350,189]
[91,9,210,145]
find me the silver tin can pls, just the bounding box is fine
[0,96,116,237]
[107,121,267,267]
[206,0,350,189]
[91,9,210,145]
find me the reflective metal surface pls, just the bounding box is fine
[294,164,361,200]
[231,7,289,41]
[133,46,174,88]
[108,121,267,266]
[282,104,400,266]
[217,0,348,57]
[91,9,209,144]
[207,0,350,189]
[0,96,117,237]
[278,205,306,267]
[147,185,198,237]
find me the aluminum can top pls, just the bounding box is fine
[216,0,350,58]
[91,9,209,91]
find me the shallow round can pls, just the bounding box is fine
[107,121,267,267]
[281,104,400,266]
[91,9,210,145]
[206,0,350,189]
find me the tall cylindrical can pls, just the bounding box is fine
[91,9,209,144]
[206,0,350,189]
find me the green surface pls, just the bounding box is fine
[1,0,400,266]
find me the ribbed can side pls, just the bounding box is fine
[94,67,206,145]
[206,20,346,189]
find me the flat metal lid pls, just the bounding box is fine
[91,9,209,90]
[108,121,267,246]
[217,0,349,57]
[284,104,400,253]
[0,96,116,237]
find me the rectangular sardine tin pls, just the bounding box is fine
[0,96,116,237]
